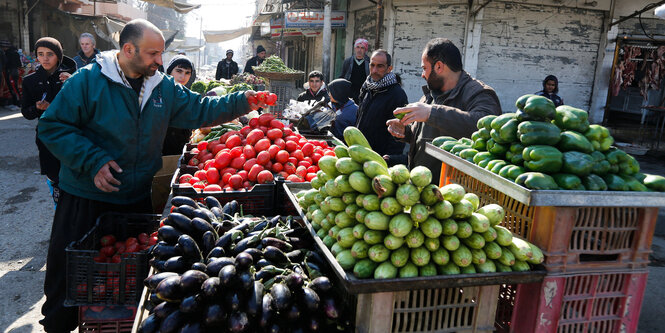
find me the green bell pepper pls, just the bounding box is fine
[582,174,607,191]
[472,138,487,151]
[460,148,479,161]
[490,113,517,130]
[618,154,640,175]
[442,140,459,152]
[522,145,563,173]
[552,173,585,190]
[554,105,590,132]
[473,152,497,164]
[561,151,594,176]
[643,174,665,191]
[590,151,611,175]
[604,148,628,174]
[523,95,556,120]
[518,121,561,146]
[477,115,497,131]
[584,124,614,152]
[486,139,509,157]
[499,164,525,180]
[490,119,519,144]
[619,175,648,192]
[557,131,594,153]
[515,94,538,111]
[515,172,559,190]
[602,174,629,191]
[505,143,525,165]
[515,110,535,122]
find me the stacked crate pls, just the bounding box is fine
[425,143,662,333]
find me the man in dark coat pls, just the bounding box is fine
[216,49,239,80]
[387,38,502,184]
[243,45,266,75]
[340,38,370,103]
[21,37,77,206]
[297,70,329,104]
[355,49,407,157]
[1,40,22,106]
[72,32,101,69]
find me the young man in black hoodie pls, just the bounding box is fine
[21,37,77,207]
[244,45,266,75]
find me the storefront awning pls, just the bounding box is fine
[203,27,253,43]
[140,0,200,14]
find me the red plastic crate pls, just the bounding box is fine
[78,305,136,333]
[439,161,658,273]
[504,270,648,333]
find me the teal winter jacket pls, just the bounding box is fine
[38,51,249,204]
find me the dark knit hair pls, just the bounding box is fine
[308,70,324,81]
[166,56,193,75]
[34,37,63,63]
[542,75,559,93]
[371,49,392,66]
[327,79,352,104]
[119,19,163,52]
[256,45,266,54]
[423,38,463,72]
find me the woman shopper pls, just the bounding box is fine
[327,78,358,140]
[21,37,76,207]
[536,74,564,107]
[162,55,197,155]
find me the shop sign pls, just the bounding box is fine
[284,10,346,28]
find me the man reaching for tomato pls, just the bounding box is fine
[36,19,265,333]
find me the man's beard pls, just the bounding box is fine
[426,70,444,92]
[130,55,158,77]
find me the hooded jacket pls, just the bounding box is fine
[216,58,239,80]
[38,51,250,204]
[21,55,77,181]
[403,71,501,184]
[163,55,197,155]
[166,55,197,88]
[73,48,101,69]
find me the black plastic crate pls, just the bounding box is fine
[78,305,136,333]
[65,213,161,306]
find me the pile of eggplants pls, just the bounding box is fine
[138,195,351,333]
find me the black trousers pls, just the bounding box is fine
[40,190,151,333]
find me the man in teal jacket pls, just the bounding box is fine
[37,19,264,332]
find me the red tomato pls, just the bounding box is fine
[221,167,236,175]
[93,256,105,263]
[257,170,274,184]
[219,130,237,143]
[311,153,322,164]
[323,150,336,156]
[284,162,297,175]
[228,175,243,189]
[266,93,278,106]
[100,235,116,247]
[264,161,273,170]
[230,156,246,170]
[246,129,265,146]
[212,144,226,156]
[301,143,314,156]
[101,246,116,257]
[258,126,269,134]
[306,165,318,173]
[283,128,294,136]
[138,233,149,245]
[256,150,271,165]
[272,162,283,173]
[200,152,214,164]
[242,145,256,159]
[303,156,313,164]
[222,172,232,184]
[248,164,264,182]
[277,171,289,179]
[242,181,252,189]
[204,184,222,192]
[254,138,271,152]
[298,160,312,169]
[267,145,280,159]
[269,119,284,129]
[187,157,199,166]
[178,174,193,184]
[285,135,300,143]
[243,158,257,172]
[125,243,139,253]
[191,148,200,155]
[193,181,206,190]
[248,117,259,128]
[229,146,243,159]
[275,150,289,164]
[291,149,304,161]
[203,159,215,170]
[306,173,317,181]
[266,128,283,140]
[285,140,298,153]
[273,138,286,149]
[214,151,231,169]
[225,134,242,149]
[149,236,158,246]
[206,167,220,184]
[295,165,307,178]
[110,254,122,263]
[287,157,298,165]
[197,141,208,151]
[237,170,249,182]
[286,174,304,183]
[188,176,201,185]
[239,125,251,137]
[194,170,207,182]
[258,113,275,126]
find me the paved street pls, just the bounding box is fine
[0,104,663,332]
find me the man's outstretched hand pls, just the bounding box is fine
[386,119,406,139]
[94,160,122,192]
[245,91,268,110]
[394,102,432,125]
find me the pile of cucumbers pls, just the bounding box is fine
[435,94,665,191]
[138,196,351,332]
[296,127,544,279]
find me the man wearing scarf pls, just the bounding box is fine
[355,49,407,157]
[340,38,370,103]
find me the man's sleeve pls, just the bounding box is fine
[38,73,114,177]
[20,79,41,120]
[215,62,222,80]
[168,84,250,129]
[232,63,239,76]
[426,89,502,139]
[339,58,349,79]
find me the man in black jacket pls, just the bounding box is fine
[297,70,329,104]
[1,40,22,107]
[73,33,101,69]
[340,38,370,103]
[243,45,266,75]
[216,49,239,80]
[356,49,407,157]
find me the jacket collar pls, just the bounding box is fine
[96,50,163,111]
[421,71,472,104]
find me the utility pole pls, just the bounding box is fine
[375,0,383,50]
[322,0,332,83]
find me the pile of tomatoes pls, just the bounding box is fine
[93,233,156,264]
[248,91,278,106]
[180,112,336,191]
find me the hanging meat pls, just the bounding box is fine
[622,46,641,90]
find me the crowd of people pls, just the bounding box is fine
[0,17,572,333]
